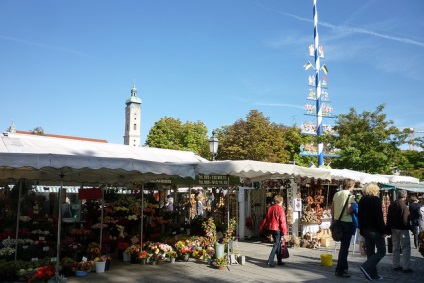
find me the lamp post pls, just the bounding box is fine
[208,130,219,161]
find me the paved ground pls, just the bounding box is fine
[66,238,423,283]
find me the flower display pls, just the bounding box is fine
[192,249,206,259]
[202,218,217,245]
[67,242,82,252]
[125,244,141,255]
[32,265,55,281]
[166,250,177,259]
[138,250,149,259]
[86,242,101,259]
[117,242,129,252]
[174,240,192,255]
[94,255,111,262]
[69,228,91,236]
[222,218,237,245]
[76,261,94,272]
[0,247,15,257]
[206,246,215,259]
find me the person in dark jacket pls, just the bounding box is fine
[408,195,421,248]
[259,194,289,267]
[358,183,387,281]
[387,190,413,273]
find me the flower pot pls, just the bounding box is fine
[183,254,189,261]
[95,261,106,273]
[218,265,227,270]
[76,270,88,277]
[140,258,146,265]
[214,243,225,259]
[123,252,131,262]
[170,258,176,264]
[151,260,157,266]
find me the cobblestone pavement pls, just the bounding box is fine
[66,238,423,283]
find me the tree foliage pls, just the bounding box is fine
[330,104,404,173]
[145,117,210,158]
[217,110,291,162]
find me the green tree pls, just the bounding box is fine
[145,117,210,158]
[397,150,424,180]
[330,104,404,173]
[30,126,45,135]
[217,110,290,162]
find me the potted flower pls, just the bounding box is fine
[93,255,109,273]
[75,261,93,277]
[174,240,191,261]
[150,253,162,265]
[125,244,141,263]
[138,250,149,265]
[166,250,177,264]
[31,264,56,282]
[215,255,228,270]
[86,242,101,260]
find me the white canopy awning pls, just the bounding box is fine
[0,133,206,185]
[196,160,332,181]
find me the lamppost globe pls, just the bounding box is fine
[208,130,219,161]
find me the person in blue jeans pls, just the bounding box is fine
[332,179,356,278]
[358,183,387,281]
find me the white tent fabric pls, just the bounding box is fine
[0,133,207,184]
[196,160,332,181]
[330,169,419,184]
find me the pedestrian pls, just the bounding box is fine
[259,194,288,267]
[419,196,424,231]
[358,183,387,281]
[387,189,413,273]
[408,195,421,248]
[195,195,204,217]
[332,178,356,278]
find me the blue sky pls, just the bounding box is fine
[1,0,423,146]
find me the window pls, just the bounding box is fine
[133,124,137,130]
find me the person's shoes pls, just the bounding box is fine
[267,263,275,268]
[371,275,383,280]
[403,269,413,273]
[335,271,351,278]
[360,266,372,281]
[393,267,403,271]
[277,262,285,266]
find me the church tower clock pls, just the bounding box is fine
[123,83,142,146]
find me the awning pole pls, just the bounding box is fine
[14,180,23,261]
[140,184,144,249]
[55,176,64,281]
[99,185,105,251]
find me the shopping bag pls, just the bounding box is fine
[281,238,289,259]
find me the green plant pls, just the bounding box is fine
[215,255,227,267]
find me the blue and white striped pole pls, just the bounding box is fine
[313,0,324,167]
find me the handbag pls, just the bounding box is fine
[280,238,289,259]
[330,197,350,242]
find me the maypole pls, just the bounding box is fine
[300,0,338,165]
[313,0,324,167]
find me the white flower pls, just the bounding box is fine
[0,247,15,256]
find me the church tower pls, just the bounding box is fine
[124,83,142,146]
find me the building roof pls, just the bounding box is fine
[15,130,108,143]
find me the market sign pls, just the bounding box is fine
[197,174,229,186]
[147,174,239,186]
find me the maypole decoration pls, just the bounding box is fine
[300,0,339,165]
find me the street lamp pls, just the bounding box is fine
[208,130,219,161]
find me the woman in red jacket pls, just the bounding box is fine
[260,194,289,267]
